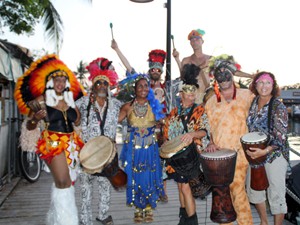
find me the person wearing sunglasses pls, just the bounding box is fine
[76,57,121,225]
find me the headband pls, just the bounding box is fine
[256,73,274,85]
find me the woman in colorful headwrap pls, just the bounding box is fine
[245,72,289,225]
[162,64,210,225]
[14,54,85,225]
[117,74,165,223]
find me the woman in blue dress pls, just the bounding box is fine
[118,74,165,223]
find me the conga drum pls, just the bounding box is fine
[79,136,127,190]
[160,134,211,198]
[199,149,237,223]
[240,132,269,191]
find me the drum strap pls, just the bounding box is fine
[95,100,109,135]
[180,104,196,133]
[267,97,275,132]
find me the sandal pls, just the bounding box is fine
[160,195,168,203]
[144,209,154,223]
[134,211,143,224]
[96,215,114,225]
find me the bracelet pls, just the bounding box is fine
[30,119,37,125]
[266,147,270,154]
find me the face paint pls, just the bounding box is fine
[214,67,233,83]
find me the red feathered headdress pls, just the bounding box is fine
[86,58,118,86]
[148,49,166,71]
[14,54,86,115]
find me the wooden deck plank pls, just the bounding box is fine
[1,170,294,225]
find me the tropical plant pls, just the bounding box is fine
[74,60,89,90]
[0,0,91,54]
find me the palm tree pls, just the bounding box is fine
[74,60,89,90]
[0,0,91,54]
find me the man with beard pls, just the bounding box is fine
[204,55,254,225]
[111,39,169,202]
[76,57,121,225]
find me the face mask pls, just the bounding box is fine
[214,68,233,83]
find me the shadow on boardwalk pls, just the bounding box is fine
[1,170,295,225]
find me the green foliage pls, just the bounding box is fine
[0,0,48,35]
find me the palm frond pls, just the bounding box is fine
[41,1,64,54]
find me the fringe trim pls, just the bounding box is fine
[19,118,41,152]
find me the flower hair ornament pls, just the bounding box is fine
[208,54,240,102]
[14,54,86,115]
[115,72,149,103]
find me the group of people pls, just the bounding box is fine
[14,27,290,225]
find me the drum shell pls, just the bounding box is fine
[95,151,127,190]
[240,133,269,165]
[241,142,269,165]
[200,150,237,186]
[166,143,200,179]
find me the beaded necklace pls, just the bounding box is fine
[133,99,148,118]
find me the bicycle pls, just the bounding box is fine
[19,148,42,183]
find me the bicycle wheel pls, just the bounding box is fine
[19,150,42,183]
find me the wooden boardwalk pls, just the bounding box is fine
[0,143,296,225]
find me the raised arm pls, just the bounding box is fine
[111,39,134,73]
[172,48,182,71]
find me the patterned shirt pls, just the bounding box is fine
[246,96,289,163]
[76,95,121,142]
[163,104,210,150]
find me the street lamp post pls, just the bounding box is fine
[129,0,171,83]
[165,0,171,83]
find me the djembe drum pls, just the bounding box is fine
[240,131,269,191]
[199,149,237,223]
[160,134,211,198]
[79,136,127,190]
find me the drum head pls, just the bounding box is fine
[160,134,189,158]
[79,136,113,174]
[241,132,268,144]
[200,149,236,159]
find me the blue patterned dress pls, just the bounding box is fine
[120,104,164,209]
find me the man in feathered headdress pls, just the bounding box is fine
[76,57,121,225]
[205,54,254,225]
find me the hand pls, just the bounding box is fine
[172,49,179,58]
[246,147,265,159]
[32,109,47,121]
[180,133,194,145]
[111,39,118,50]
[205,143,218,152]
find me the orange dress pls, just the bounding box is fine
[205,88,254,225]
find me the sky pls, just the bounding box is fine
[2,0,300,86]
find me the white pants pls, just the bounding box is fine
[79,172,111,225]
[247,154,288,214]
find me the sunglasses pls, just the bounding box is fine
[95,80,109,86]
[150,68,161,73]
